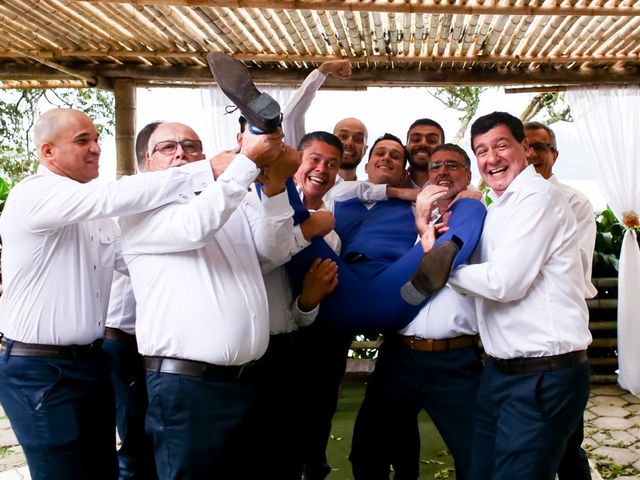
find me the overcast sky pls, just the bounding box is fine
[99,85,607,210]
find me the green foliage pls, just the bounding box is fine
[0,176,10,213]
[430,87,487,143]
[0,88,115,186]
[593,207,626,277]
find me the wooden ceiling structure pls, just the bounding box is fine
[2,0,640,90]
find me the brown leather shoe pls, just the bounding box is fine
[401,239,459,304]
[206,52,282,133]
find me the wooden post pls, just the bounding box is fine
[113,78,136,178]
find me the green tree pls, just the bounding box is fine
[429,87,487,143]
[520,92,572,125]
[0,88,115,185]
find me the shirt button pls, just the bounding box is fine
[93,265,97,270]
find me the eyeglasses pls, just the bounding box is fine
[152,140,203,156]
[429,160,469,171]
[529,142,555,153]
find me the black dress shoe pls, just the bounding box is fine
[400,237,462,305]
[206,52,282,134]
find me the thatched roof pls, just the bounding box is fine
[1,0,640,89]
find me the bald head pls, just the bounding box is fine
[332,117,368,172]
[144,122,205,172]
[34,108,101,183]
[34,108,93,150]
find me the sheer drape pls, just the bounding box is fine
[200,85,296,153]
[567,86,640,393]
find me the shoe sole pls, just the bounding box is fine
[206,52,281,133]
[416,240,458,292]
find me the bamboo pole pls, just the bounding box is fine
[113,78,137,178]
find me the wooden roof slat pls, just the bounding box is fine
[258,8,299,55]
[317,10,342,56]
[459,14,480,56]
[360,11,375,57]
[436,13,453,57]
[388,12,399,56]
[593,15,640,55]
[426,12,439,56]
[372,12,386,55]
[303,10,332,56]
[414,13,425,56]
[252,8,292,53]
[329,11,351,55]
[402,12,412,55]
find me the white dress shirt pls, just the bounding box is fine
[282,69,327,148]
[263,267,318,334]
[120,154,295,365]
[105,269,137,335]
[400,285,478,339]
[0,162,212,345]
[449,165,592,359]
[549,175,597,298]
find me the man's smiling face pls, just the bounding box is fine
[427,149,471,200]
[473,124,529,197]
[294,139,341,202]
[365,139,407,187]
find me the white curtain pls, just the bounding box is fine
[567,86,640,394]
[200,85,296,153]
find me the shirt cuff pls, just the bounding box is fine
[218,154,261,189]
[293,295,319,327]
[292,225,312,254]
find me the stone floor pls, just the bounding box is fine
[0,384,638,479]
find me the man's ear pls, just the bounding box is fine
[364,161,369,175]
[40,141,54,160]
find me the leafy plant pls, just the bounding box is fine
[592,207,640,277]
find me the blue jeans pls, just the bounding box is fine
[0,339,117,480]
[102,337,157,480]
[350,338,482,480]
[471,359,590,480]
[145,367,256,480]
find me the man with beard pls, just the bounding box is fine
[406,118,446,188]
[349,144,483,480]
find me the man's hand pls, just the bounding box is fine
[299,211,335,240]
[450,187,483,206]
[240,127,285,168]
[387,186,420,203]
[208,149,237,179]
[318,59,351,79]
[415,185,449,236]
[257,146,302,196]
[298,258,339,312]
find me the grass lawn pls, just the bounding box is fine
[325,376,456,479]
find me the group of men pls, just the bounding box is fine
[0,57,597,480]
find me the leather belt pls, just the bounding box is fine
[104,327,137,345]
[0,337,102,359]
[490,350,589,375]
[400,334,477,352]
[144,356,255,380]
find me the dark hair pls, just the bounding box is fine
[524,121,557,150]
[430,143,471,169]
[367,133,409,165]
[297,131,344,158]
[407,118,445,143]
[238,115,247,133]
[470,112,525,152]
[135,121,164,168]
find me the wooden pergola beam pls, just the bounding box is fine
[1,50,639,67]
[90,0,640,17]
[2,63,640,87]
